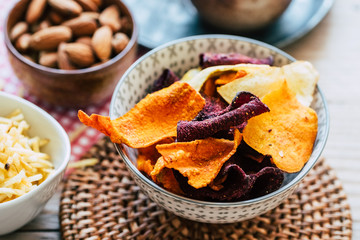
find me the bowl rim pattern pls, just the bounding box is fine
[110,34,330,206]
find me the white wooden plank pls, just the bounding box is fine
[0,232,60,240]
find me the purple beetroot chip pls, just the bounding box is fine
[194,95,227,121]
[200,53,274,69]
[173,164,253,202]
[177,92,269,142]
[150,69,179,93]
[225,90,259,112]
[193,93,253,139]
[174,154,284,202]
[236,141,271,168]
[245,166,284,199]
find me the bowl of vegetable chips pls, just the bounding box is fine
[78,35,329,223]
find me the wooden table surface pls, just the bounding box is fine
[3,0,360,239]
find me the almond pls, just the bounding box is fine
[31,19,52,33]
[58,43,77,70]
[23,54,35,62]
[15,33,32,52]
[10,0,132,70]
[91,25,112,60]
[62,15,97,36]
[90,0,102,7]
[76,36,92,46]
[30,26,72,51]
[90,61,105,68]
[64,42,95,67]
[99,5,121,32]
[39,51,58,68]
[48,0,83,17]
[112,32,129,54]
[39,19,52,30]
[75,0,98,12]
[120,16,133,35]
[10,22,28,42]
[48,11,65,25]
[26,0,47,24]
[81,12,100,20]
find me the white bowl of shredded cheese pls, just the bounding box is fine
[0,91,70,235]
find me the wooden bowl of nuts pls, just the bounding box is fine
[4,0,138,108]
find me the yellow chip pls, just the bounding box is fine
[282,61,319,107]
[180,67,201,82]
[243,81,318,173]
[67,158,98,169]
[218,61,319,106]
[181,63,269,92]
[218,66,283,103]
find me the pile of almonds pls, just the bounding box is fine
[10,0,132,69]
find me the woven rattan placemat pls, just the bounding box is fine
[60,137,352,240]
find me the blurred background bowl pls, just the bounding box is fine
[109,35,329,223]
[191,0,292,32]
[0,91,70,235]
[4,0,138,108]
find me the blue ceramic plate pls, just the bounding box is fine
[122,0,334,49]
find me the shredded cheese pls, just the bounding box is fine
[0,109,54,203]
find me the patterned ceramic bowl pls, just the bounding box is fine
[110,35,329,223]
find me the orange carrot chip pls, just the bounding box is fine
[214,70,247,85]
[138,137,175,165]
[137,155,154,178]
[137,138,175,179]
[78,82,205,148]
[137,152,183,195]
[243,81,318,173]
[156,168,184,195]
[151,130,242,189]
[202,78,216,97]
